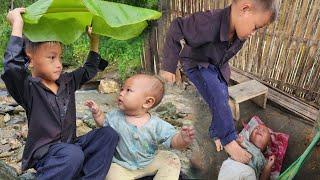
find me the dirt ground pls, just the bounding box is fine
[185,84,320,179]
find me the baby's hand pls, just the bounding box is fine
[84,100,100,114]
[180,125,195,145]
[266,155,276,168]
[87,26,99,52]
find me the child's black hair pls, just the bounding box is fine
[233,0,280,22]
[23,37,60,54]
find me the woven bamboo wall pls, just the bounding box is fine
[143,0,320,108]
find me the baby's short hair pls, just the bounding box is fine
[151,75,165,108]
[234,0,280,22]
[131,74,165,109]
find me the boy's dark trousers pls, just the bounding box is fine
[34,126,119,180]
[186,64,237,146]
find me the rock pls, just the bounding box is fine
[19,169,36,180]
[0,105,15,115]
[155,102,177,115]
[76,111,87,120]
[0,144,11,154]
[76,119,84,127]
[0,115,5,128]
[76,124,92,137]
[9,139,22,150]
[83,119,97,129]
[154,102,185,126]
[16,145,24,163]
[19,172,36,180]
[0,128,17,139]
[1,139,8,145]
[0,82,6,90]
[13,106,25,114]
[161,93,194,115]
[0,160,18,180]
[3,114,11,123]
[98,79,119,94]
[6,115,26,125]
[7,162,21,175]
[0,151,14,158]
[21,125,28,139]
[0,96,16,106]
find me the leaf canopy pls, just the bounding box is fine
[23,0,161,44]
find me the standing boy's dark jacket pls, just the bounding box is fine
[161,6,245,83]
[1,36,105,171]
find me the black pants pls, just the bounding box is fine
[35,126,119,180]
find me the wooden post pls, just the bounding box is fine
[149,22,159,74]
[11,0,14,10]
[143,32,152,72]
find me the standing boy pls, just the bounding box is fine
[160,0,278,163]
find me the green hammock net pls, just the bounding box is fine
[278,113,320,180]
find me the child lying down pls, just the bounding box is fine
[218,124,275,180]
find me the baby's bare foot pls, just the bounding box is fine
[214,139,223,152]
[224,140,252,164]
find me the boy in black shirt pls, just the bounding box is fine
[161,0,279,164]
[2,8,118,180]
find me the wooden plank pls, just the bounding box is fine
[230,67,318,124]
[252,93,268,109]
[228,99,240,121]
[228,80,268,103]
[231,67,251,83]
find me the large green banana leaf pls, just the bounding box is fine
[22,0,161,44]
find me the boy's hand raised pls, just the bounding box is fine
[87,26,99,53]
[7,8,25,37]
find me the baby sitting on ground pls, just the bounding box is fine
[85,74,195,180]
[219,124,275,180]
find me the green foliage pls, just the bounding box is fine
[23,0,161,44]
[108,0,158,9]
[104,35,144,81]
[0,15,10,71]
[1,0,159,79]
[62,27,144,82]
[62,35,90,67]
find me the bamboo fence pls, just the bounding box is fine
[142,0,320,109]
